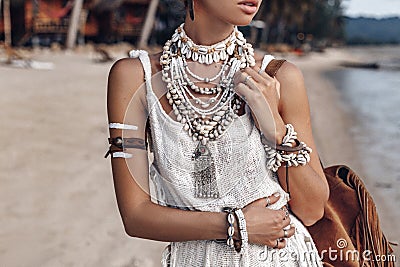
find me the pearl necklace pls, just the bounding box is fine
[160,24,255,146]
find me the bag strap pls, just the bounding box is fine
[262,57,286,99]
[265,59,286,78]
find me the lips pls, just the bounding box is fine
[238,0,259,14]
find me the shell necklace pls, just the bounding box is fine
[160,24,255,198]
[160,24,255,145]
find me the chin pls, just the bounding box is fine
[231,17,256,27]
[236,20,254,26]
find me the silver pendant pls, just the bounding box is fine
[192,142,219,199]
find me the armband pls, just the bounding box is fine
[105,122,147,158]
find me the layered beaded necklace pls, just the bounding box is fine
[160,24,255,198]
[161,24,255,144]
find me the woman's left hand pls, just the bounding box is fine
[233,66,286,143]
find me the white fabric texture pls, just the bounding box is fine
[131,50,323,267]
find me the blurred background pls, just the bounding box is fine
[1,0,399,266]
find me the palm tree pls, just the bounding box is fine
[66,0,85,49]
[254,0,344,47]
[3,0,11,47]
[138,0,159,48]
[2,0,26,63]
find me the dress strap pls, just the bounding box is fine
[129,50,153,95]
[260,54,275,73]
[129,50,155,153]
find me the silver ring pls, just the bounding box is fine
[258,69,264,74]
[284,229,288,238]
[243,75,251,85]
[265,197,271,207]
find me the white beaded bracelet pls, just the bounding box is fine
[262,124,312,172]
[234,209,248,250]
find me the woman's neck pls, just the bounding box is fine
[183,17,235,46]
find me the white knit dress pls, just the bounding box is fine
[130,50,323,267]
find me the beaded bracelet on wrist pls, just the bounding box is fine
[262,124,313,172]
[234,209,248,251]
[222,207,236,249]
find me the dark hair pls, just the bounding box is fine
[183,0,188,8]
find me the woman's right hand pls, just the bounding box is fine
[242,193,296,249]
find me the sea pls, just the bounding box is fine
[325,46,400,190]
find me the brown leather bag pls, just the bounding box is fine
[267,60,395,267]
[309,165,395,267]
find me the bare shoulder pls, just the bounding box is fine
[107,57,149,122]
[275,61,304,87]
[108,50,162,87]
[275,61,308,112]
[108,57,144,97]
[253,51,304,86]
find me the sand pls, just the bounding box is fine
[0,46,397,266]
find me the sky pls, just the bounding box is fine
[343,0,400,17]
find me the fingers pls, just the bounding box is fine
[270,209,290,232]
[234,83,250,102]
[269,223,296,249]
[233,70,245,86]
[247,193,280,208]
[274,222,295,240]
[282,224,296,239]
[234,72,259,93]
[281,205,290,221]
[249,192,282,209]
[265,192,281,207]
[234,67,280,99]
[244,198,295,249]
[281,214,291,228]
[243,66,274,84]
[272,238,286,249]
[234,65,275,86]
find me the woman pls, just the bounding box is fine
[106,0,329,266]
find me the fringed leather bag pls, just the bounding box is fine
[308,165,395,267]
[266,61,395,267]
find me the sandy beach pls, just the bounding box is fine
[0,45,397,266]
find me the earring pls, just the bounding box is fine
[187,0,195,21]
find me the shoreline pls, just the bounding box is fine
[289,49,365,174]
[291,48,398,258]
[0,47,396,266]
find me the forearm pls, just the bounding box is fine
[111,154,229,242]
[277,164,328,226]
[268,118,328,226]
[124,201,228,242]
